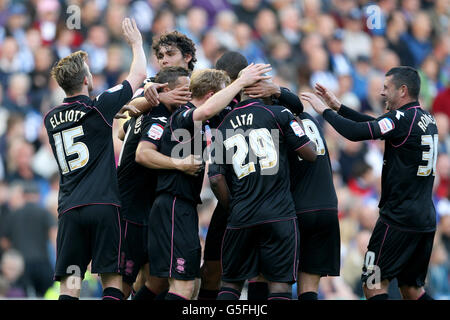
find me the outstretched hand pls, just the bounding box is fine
[122,18,142,46]
[314,83,341,111]
[143,82,169,106]
[244,79,280,99]
[115,104,141,119]
[237,63,272,88]
[300,92,330,115]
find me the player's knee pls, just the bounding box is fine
[169,279,195,298]
[100,273,123,289]
[146,276,169,294]
[59,276,81,298]
[362,279,389,299]
[268,282,291,294]
[200,261,221,287]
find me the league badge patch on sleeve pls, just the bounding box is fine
[290,120,305,137]
[378,117,394,135]
[148,123,164,140]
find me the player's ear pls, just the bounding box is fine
[183,53,192,64]
[400,84,407,98]
[205,90,215,99]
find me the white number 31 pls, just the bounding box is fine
[417,134,438,177]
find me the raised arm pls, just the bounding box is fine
[314,83,375,122]
[122,18,147,93]
[301,92,381,142]
[192,63,272,122]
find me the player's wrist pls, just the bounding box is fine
[272,85,281,98]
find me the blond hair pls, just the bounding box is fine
[189,69,230,99]
[51,50,88,95]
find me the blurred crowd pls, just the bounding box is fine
[0,0,449,299]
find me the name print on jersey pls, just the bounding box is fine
[49,110,86,129]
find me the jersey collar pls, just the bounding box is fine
[63,94,91,103]
[398,101,420,111]
[234,98,262,108]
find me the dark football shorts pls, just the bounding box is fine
[361,218,435,287]
[120,220,148,286]
[203,204,228,261]
[54,204,122,281]
[221,218,299,283]
[296,209,340,276]
[148,193,201,281]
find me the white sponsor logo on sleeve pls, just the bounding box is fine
[290,120,305,137]
[148,123,164,140]
[378,117,394,134]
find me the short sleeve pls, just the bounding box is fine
[94,80,133,126]
[140,113,168,149]
[275,107,312,151]
[171,106,196,132]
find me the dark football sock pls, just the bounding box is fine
[217,287,241,300]
[58,295,79,300]
[198,289,220,300]
[102,287,124,300]
[132,285,157,300]
[368,293,388,300]
[165,292,188,300]
[247,281,269,300]
[298,291,318,300]
[155,289,169,300]
[268,292,292,300]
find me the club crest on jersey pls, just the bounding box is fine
[378,117,394,135]
[148,123,164,140]
[290,120,305,137]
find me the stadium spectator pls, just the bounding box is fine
[0,182,56,297]
[401,12,433,68]
[0,249,27,297]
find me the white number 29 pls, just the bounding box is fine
[224,128,278,179]
[53,126,89,175]
[417,134,438,177]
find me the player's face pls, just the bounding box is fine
[156,45,191,70]
[381,75,400,111]
[168,76,190,108]
[175,76,190,89]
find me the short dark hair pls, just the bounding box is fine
[152,31,197,71]
[154,66,190,89]
[215,51,248,81]
[385,66,421,99]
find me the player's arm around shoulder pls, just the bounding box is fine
[135,113,202,175]
[274,106,317,162]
